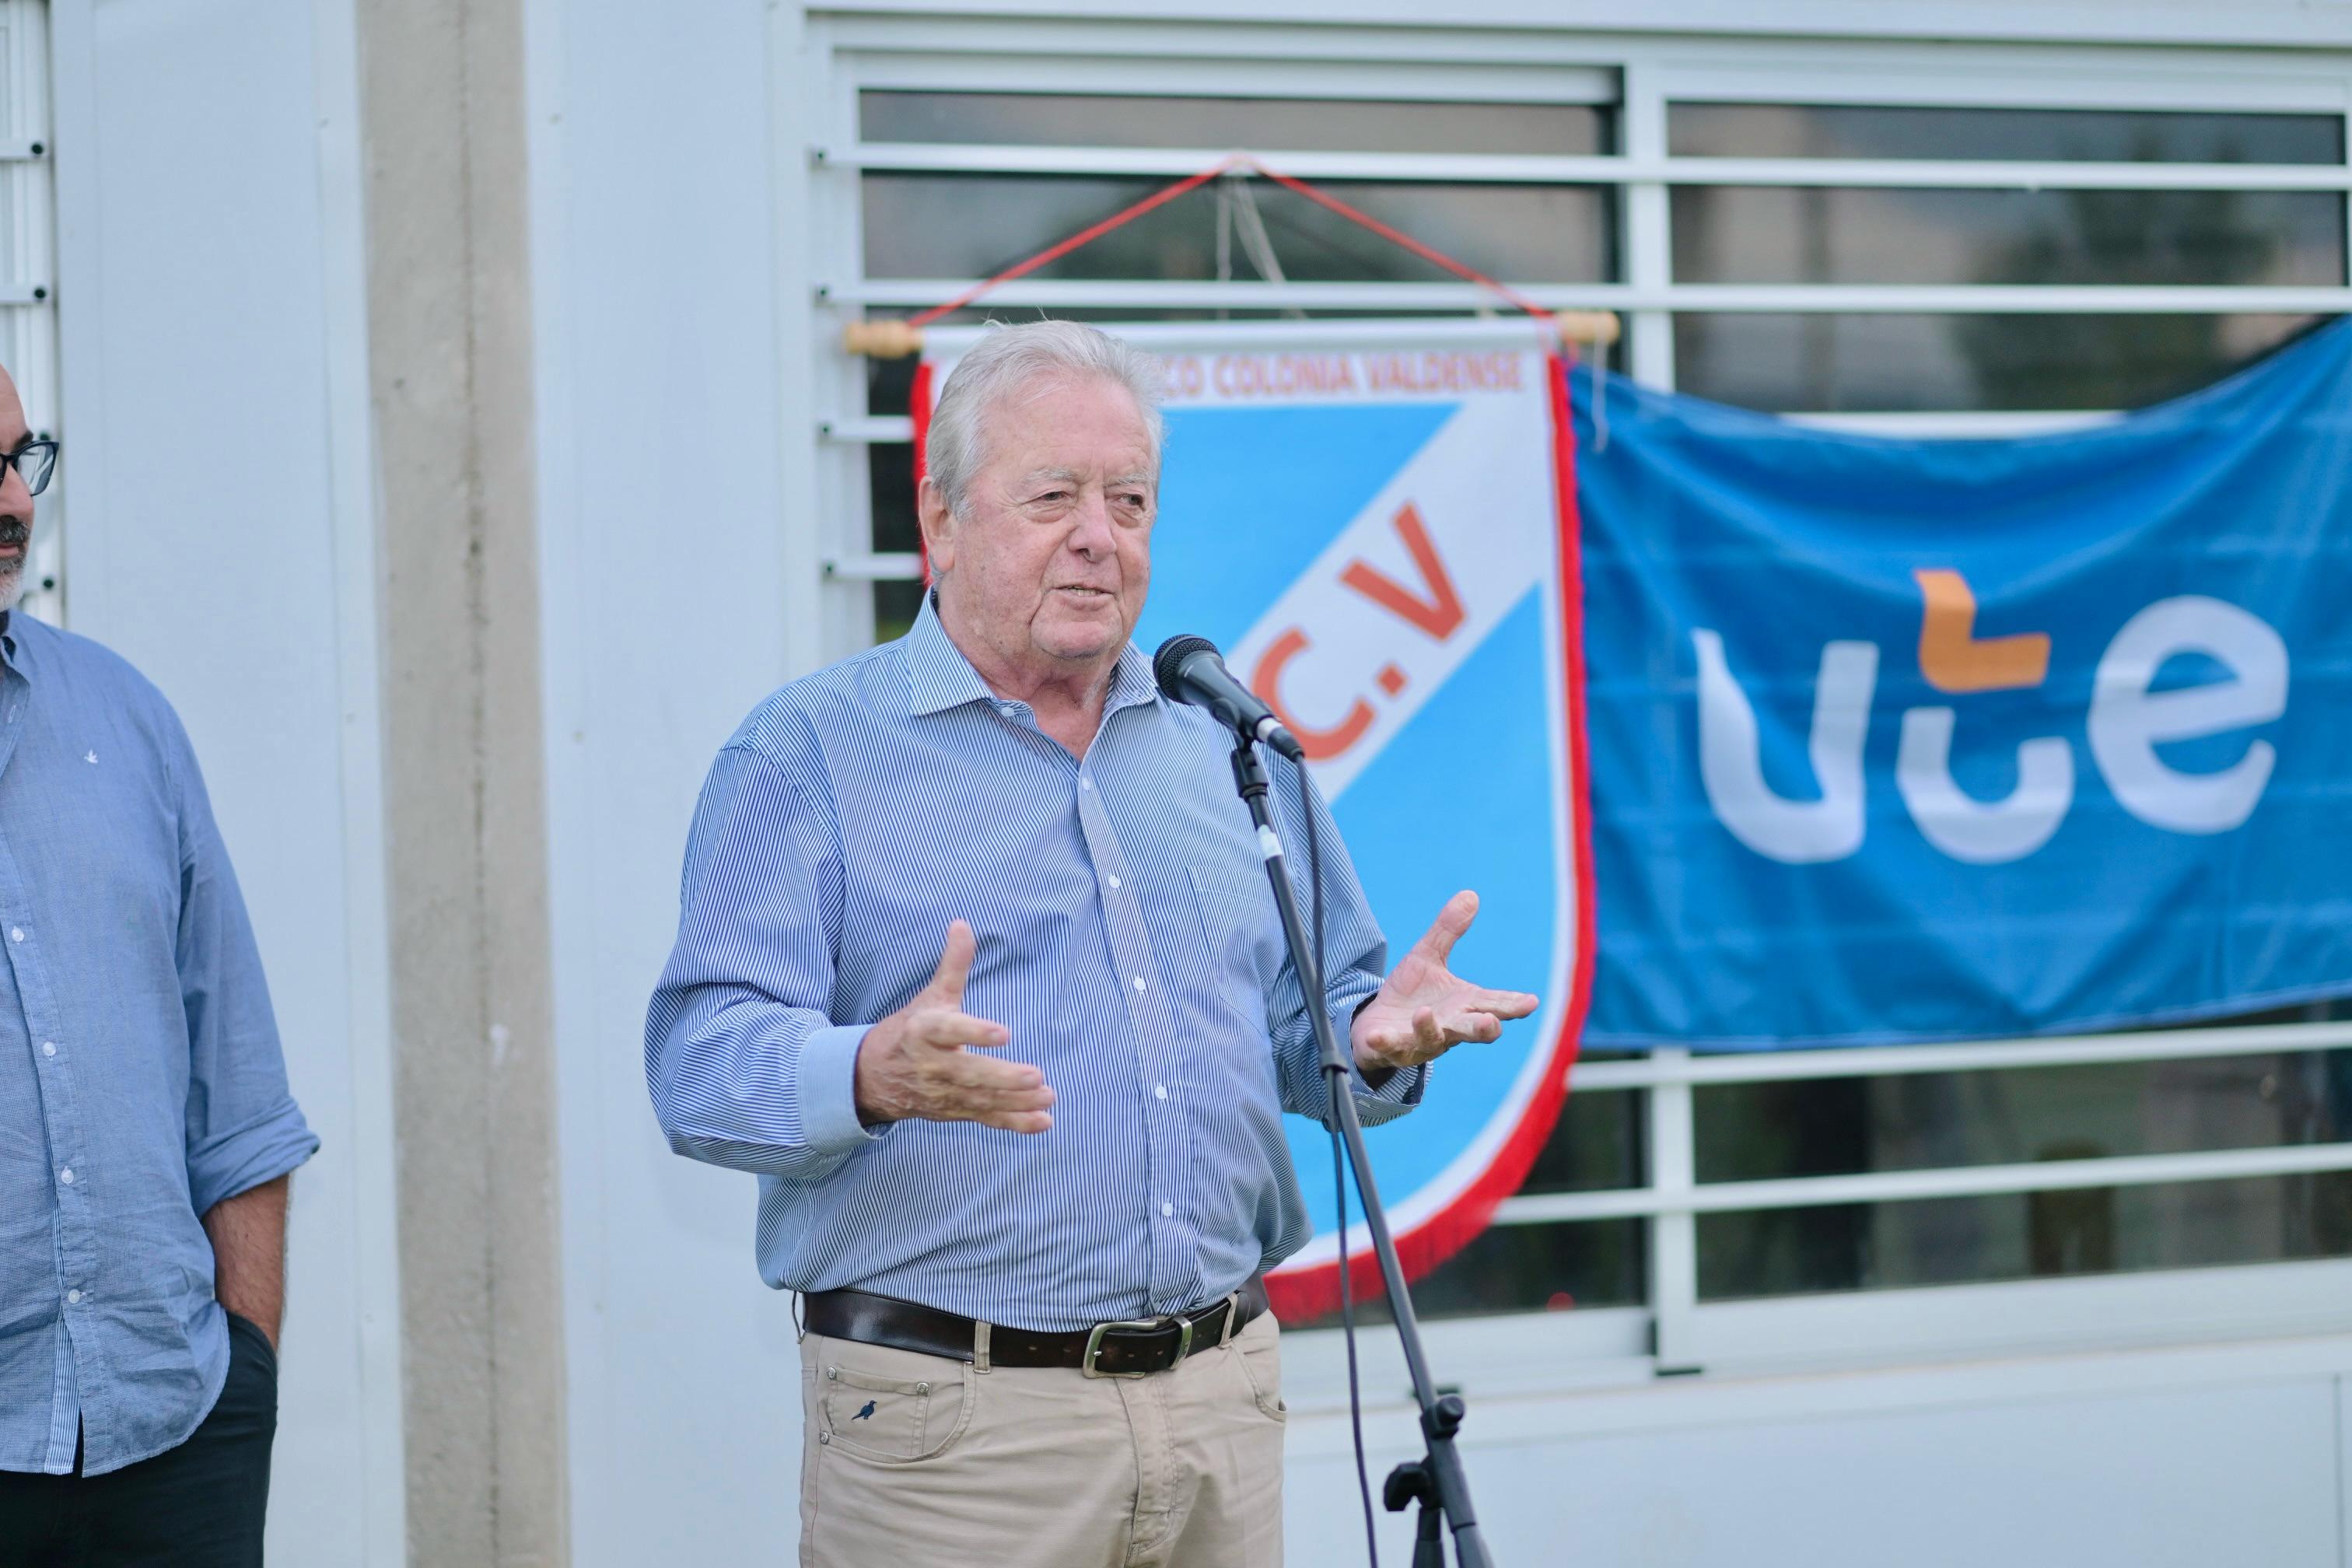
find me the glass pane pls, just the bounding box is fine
[1669,103,2345,164]
[1289,1219,1648,1329]
[1672,311,2318,412]
[1286,1083,1647,1326]
[875,578,925,646]
[862,90,1612,156]
[1698,1171,2352,1300]
[1672,187,2343,286]
[863,174,1613,284]
[1521,1077,1645,1195]
[1696,1049,2352,1183]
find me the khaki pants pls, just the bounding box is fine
[796,1308,1287,1568]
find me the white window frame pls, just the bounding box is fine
[0,0,54,621]
[788,11,2352,1404]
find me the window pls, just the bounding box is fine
[1668,103,2342,413]
[804,19,2352,1381]
[0,0,55,621]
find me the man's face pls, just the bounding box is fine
[0,370,31,606]
[926,372,1157,680]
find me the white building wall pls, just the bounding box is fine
[523,1,824,1562]
[45,1,401,1562]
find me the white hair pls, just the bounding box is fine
[925,320,1164,519]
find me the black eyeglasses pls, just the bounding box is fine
[4,439,56,497]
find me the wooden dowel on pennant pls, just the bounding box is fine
[843,318,924,359]
[1552,310,1620,348]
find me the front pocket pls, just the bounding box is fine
[1188,863,1280,1026]
[817,1360,972,1464]
[1230,1314,1287,1423]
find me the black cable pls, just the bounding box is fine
[1297,753,1381,1568]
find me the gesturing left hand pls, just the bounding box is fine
[1349,890,1540,1075]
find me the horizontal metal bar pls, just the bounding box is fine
[1668,156,2352,192]
[1787,410,2121,437]
[824,144,2352,193]
[1493,1140,2352,1225]
[827,143,1616,184]
[1566,1020,2352,1094]
[824,552,925,581]
[0,140,40,163]
[820,415,915,443]
[1670,283,2352,313]
[824,278,2352,313]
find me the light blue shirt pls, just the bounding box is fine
[646,597,1421,1332]
[0,613,317,1477]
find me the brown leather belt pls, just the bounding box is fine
[804,1277,1268,1379]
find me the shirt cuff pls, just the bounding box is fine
[798,1024,885,1156]
[187,1098,320,1217]
[1334,996,1426,1126]
[1351,1059,1426,1125]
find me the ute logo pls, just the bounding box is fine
[1695,571,2291,866]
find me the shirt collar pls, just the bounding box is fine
[905,589,1160,720]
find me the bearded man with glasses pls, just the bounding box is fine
[0,359,317,1568]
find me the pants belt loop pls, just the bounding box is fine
[1219,1291,1241,1348]
[974,1318,992,1374]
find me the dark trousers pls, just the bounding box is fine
[0,1312,278,1568]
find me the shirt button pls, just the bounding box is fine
[40,1041,55,1058]
[1160,1202,1174,1218]
[65,1289,81,1304]
[9,928,20,942]
[1132,976,1146,992]
[1107,875,1121,889]
[58,1168,72,1185]
[1154,1084,1168,1101]
[1080,777,1093,791]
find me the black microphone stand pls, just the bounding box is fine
[1226,733,1493,1568]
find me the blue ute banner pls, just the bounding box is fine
[915,317,2352,1304]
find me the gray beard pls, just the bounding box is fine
[0,562,19,610]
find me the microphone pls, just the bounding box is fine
[1153,634,1305,761]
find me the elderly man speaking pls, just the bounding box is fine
[647,320,1535,1567]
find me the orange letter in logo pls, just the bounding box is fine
[1340,503,1465,640]
[1251,628,1375,761]
[1914,569,2050,693]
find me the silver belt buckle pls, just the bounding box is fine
[1082,1314,1193,1378]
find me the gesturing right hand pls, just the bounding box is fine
[852,920,1055,1134]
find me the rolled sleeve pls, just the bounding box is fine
[173,716,317,1217]
[187,1097,319,1218]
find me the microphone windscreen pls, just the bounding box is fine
[1153,633,1220,700]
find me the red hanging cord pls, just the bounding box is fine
[908,154,1250,329]
[1237,156,1555,324]
[902,152,1560,330]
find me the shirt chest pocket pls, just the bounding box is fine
[1186,863,1282,1028]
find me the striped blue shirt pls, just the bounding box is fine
[0,613,317,1476]
[646,596,1421,1331]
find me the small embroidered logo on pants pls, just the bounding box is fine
[852,1400,876,1421]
